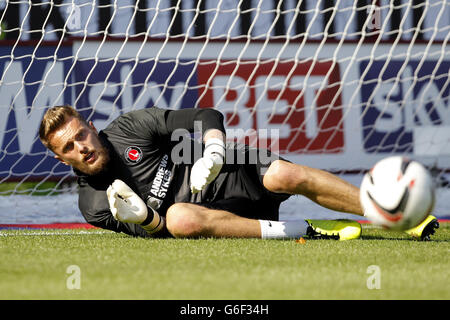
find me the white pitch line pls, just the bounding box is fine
[0,225,382,237]
[361,224,383,229]
[0,230,112,237]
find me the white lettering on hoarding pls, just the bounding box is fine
[0,61,64,153]
[91,64,186,131]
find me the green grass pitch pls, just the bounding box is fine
[1,223,449,300]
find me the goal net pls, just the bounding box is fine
[0,0,449,224]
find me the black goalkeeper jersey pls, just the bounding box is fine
[77,107,289,237]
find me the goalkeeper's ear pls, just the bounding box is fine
[54,155,70,166]
[88,121,98,134]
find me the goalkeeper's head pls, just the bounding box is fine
[39,105,110,176]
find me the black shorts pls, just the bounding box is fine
[199,143,291,221]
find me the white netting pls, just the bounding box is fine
[0,0,449,223]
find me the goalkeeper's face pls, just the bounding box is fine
[50,116,109,175]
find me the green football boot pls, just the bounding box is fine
[305,219,362,241]
[404,215,439,241]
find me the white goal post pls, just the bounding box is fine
[0,0,449,222]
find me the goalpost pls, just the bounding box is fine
[0,0,449,223]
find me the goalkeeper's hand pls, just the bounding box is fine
[107,179,165,234]
[190,138,226,194]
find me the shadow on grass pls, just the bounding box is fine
[360,234,449,242]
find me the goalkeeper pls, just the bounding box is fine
[39,106,438,240]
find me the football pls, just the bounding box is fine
[360,156,435,230]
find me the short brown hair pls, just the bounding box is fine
[39,105,87,151]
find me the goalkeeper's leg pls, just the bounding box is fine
[263,160,363,216]
[166,203,264,238]
[165,203,360,240]
[167,202,318,239]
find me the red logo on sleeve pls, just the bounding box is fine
[125,146,143,163]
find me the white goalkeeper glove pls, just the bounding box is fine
[106,179,165,234]
[190,138,226,194]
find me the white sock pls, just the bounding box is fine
[259,220,309,239]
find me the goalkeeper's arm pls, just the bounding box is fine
[164,108,227,194]
[190,129,226,193]
[165,107,226,138]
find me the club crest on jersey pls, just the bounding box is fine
[125,146,143,163]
